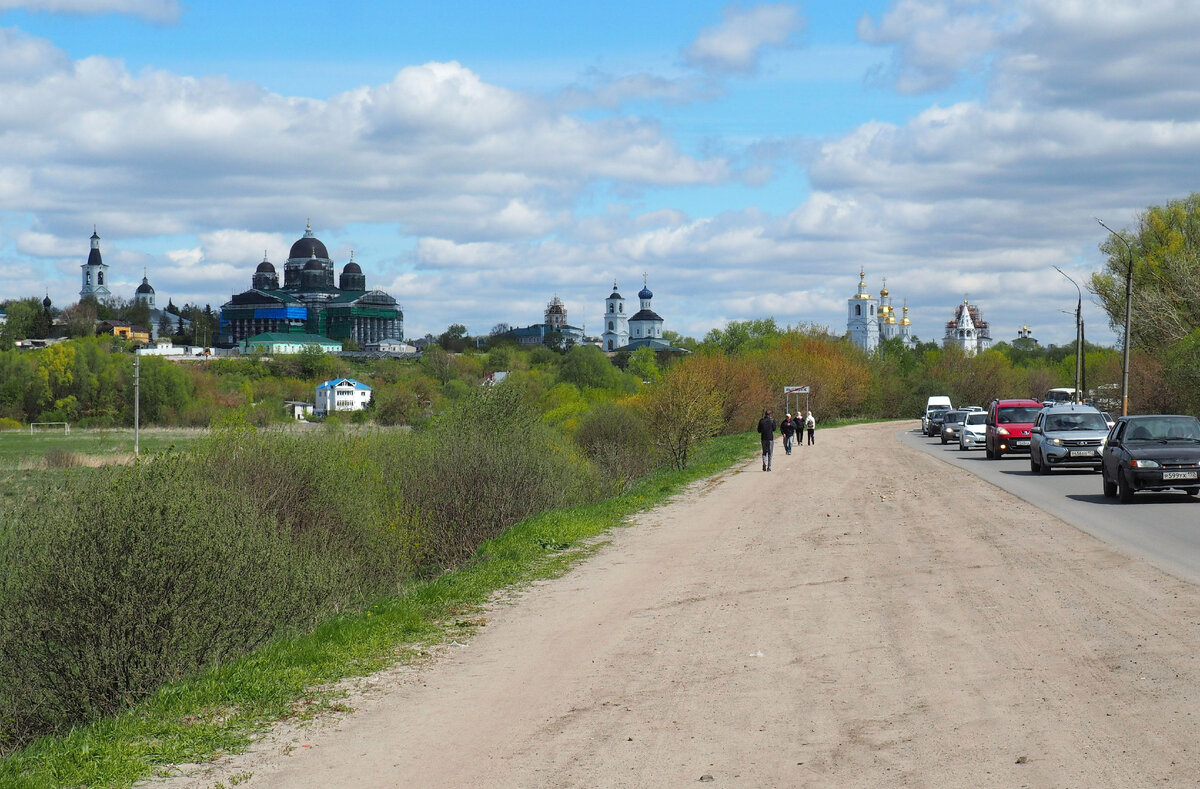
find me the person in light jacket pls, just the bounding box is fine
[804,411,816,445]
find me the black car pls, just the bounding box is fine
[926,409,950,437]
[1100,415,1200,502]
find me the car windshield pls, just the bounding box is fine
[965,413,986,425]
[1124,416,1200,442]
[1044,413,1109,431]
[944,412,964,424]
[998,406,1042,424]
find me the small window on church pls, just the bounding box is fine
[608,320,613,331]
[609,304,614,313]
[855,304,861,316]
[870,305,875,315]
[619,304,623,313]
[98,272,104,285]
[607,339,613,350]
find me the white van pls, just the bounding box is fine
[923,396,953,435]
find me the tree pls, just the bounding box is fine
[421,343,455,384]
[558,344,620,390]
[1092,193,1200,352]
[640,360,723,469]
[627,346,661,382]
[437,323,469,352]
[490,322,511,337]
[60,302,98,338]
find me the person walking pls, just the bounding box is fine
[781,413,795,455]
[804,411,816,445]
[757,409,777,471]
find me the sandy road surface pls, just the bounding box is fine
[157,422,1200,788]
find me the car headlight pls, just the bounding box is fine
[1050,438,1063,446]
[1130,459,1161,468]
[997,427,1010,436]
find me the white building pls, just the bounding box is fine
[847,270,914,351]
[943,297,992,356]
[80,228,113,303]
[601,281,630,351]
[846,269,880,351]
[315,377,372,415]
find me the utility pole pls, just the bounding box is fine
[1097,219,1134,416]
[134,352,140,458]
[1053,266,1084,403]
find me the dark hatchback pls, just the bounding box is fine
[1101,415,1200,502]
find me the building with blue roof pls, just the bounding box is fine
[315,377,373,416]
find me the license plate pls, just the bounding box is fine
[1070,450,1096,457]
[1162,471,1198,480]
[1014,440,1029,447]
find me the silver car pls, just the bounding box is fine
[1029,404,1110,474]
[959,411,987,450]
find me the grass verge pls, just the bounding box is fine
[0,432,755,789]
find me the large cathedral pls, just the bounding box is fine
[218,222,404,347]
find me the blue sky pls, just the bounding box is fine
[3,0,1198,344]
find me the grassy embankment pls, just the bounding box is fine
[0,431,754,789]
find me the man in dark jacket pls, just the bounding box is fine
[757,409,776,471]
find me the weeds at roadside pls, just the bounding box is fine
[0,432,753,789]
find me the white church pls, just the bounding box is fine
[602,276,670,352]
[846,269,914,352]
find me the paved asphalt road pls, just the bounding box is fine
[897,424,1200,586]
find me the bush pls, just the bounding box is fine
[383,385,599,569]
[0,452,344,752]
[574,401,655,491]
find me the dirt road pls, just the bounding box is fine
[160,422,1200,787]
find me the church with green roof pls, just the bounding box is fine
[218,222,404,349]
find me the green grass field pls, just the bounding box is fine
[0,427,206,468]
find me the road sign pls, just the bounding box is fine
[784,385,810,394]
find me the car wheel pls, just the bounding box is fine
[959,442,967,451]
[985,442,995,459]
[1030,453,1041,473]
[1185,487,1199,497]
[1037,451,1051,475]
[1118,469,1135,503]
[1101,468,1117,498]
[941,435,947,444]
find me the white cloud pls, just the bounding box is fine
[685,3,805,75]
[0,0,181,23]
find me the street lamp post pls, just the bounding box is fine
[1097,219,1134,416]
[1053,266,1084,403]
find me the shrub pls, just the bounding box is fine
[384,385,598,569]
[41,448,83,468]
[0,453,344,752]
[574,401,655,491]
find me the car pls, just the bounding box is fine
[959,410,987,450]
[922,397,952,435]
[927,408,952,437]
[1101,414,1200,502]
[1029,404,1110,474]
[985,398,1044,458]
[1101,411,1115,429]
[940,410,968,444]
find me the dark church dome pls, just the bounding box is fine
[136,276,154,294]
[256,258,276,273]
[342,260,362,275]
[289,222,329,261]
[304,254,324,271]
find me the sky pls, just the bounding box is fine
[3,1,1199,346]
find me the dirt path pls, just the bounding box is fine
[157,422,1200,787]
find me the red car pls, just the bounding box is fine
[985,398,1044,458]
